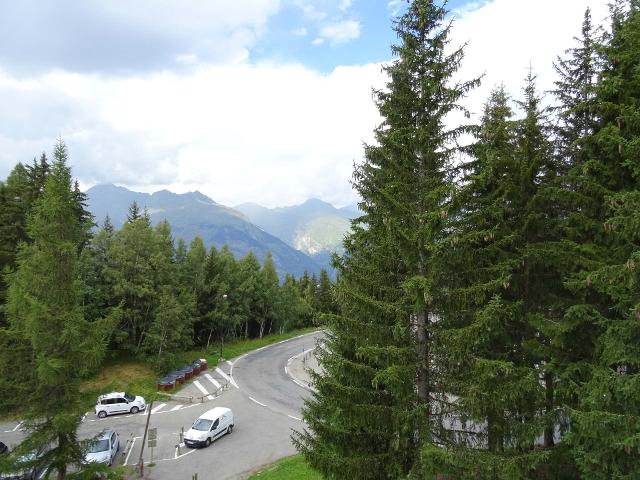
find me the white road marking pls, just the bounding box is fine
[249,396,267,407]
[124,436,140,466]
[284,366,288,374]
[226,360,233,366]
[288,415,302,421]
[204,373,221,389]
[12,422,22,432]
[174,448,196,460]
[169,404,183,412]
[216,367,238,389]
[150,403,167,414]
[193,380,214,400]
[81,413,87,423]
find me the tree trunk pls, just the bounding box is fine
[544,371,555,447]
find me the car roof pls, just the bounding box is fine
[98,391,126,399]
[97,429,117,440]
[199,407,231,421]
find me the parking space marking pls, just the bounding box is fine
[226,360,233,366]
[12,422,23,432]
[193,380,209,395]
[124,436,141,466]
[249,396,267,407]
[204,373,221,389]
[169,404,183,412]
[216,367,238,389]
[288,415,302,421]
[151,403,167,414]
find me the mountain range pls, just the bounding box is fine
[85,184,357,278]
[235,198,357,268]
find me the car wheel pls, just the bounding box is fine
[97,410,107,419]
[205,437,211,447]
[227,425,233,434]
[130,406,139,414]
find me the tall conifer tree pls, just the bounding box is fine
[295,1,477,477]
[565,2,640,477]
[2,140,117,478]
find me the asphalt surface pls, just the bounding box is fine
[0,331,324,480]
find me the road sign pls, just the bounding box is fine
[148,428,157,440]
[147,439,157,448]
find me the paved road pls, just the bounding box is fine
[0,331,324,480]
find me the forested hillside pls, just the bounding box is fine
[85,184,324,277]
[296,1,640,479]
[0,145,336,409]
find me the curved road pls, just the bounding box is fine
[0,331,323,480]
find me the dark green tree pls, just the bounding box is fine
[295,1,478,477]
[565,2,640,477]
[1,140,118,479]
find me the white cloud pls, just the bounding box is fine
[450,0,609,122]
[292,27,308,36]
[0,62,385,208]
[0,0,616,210]
[312,37,326,46]
[318,20,361,45]
[0,0,281,74]
[387,0,403,15]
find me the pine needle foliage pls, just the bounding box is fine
[294,1,478,477]
[1,140,119,479]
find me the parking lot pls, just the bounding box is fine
[0,332,323,480]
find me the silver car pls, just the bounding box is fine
[84,430,119,466]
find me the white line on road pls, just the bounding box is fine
[284,366,288,374]
[288,415,302,421]
[249,396,267,407]
[193,380,209,395]
[169,404,183,412]
[12,422,22,432]
[204,373,221,389]
[216,367,238,389]
[174,447,196,460]
[226,360,233,366]
[150,403,166,414]
[124,436,140,466]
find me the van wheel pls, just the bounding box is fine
[97,411,107,419]
[130,406,139,414]
[205,437,211,447]
[227,425,233,434]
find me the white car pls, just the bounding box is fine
[184,407,234,448]
[95,392,146,418]
[84,430,119,466]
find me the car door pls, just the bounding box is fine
[110,432,118,462]
[104,398,116,414]
[116,397,128,413]
[220,414,228,433]
[210,418,220,440]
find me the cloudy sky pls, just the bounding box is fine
[0,0,609,208]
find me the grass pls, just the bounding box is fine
[249,455,322,479]
[79,327,320,407]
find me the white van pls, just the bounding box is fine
[184,407,234,448]
[95,392,146,418]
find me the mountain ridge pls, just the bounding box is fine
[85,184,322,278]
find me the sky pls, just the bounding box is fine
[0,0,609,208]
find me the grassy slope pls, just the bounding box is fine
[79,327,319,408]
[249,455,322,480]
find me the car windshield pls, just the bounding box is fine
[124,393,135,402]
[192,419,213,431]
[88,439,110,453]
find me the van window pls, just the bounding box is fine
[212,419,219,430]
[193,419,213,431]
